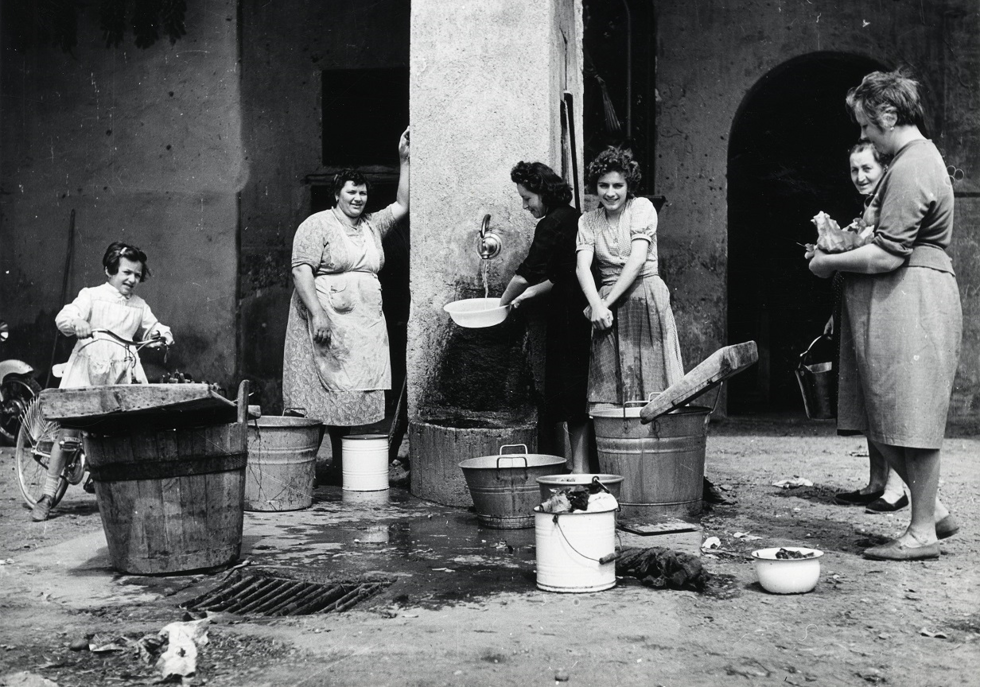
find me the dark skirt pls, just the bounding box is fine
[543,275,592,423]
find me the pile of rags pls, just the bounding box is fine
[602,547,709,591]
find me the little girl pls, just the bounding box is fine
[32,241,173,521]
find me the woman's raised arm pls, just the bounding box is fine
[394,127,410,221]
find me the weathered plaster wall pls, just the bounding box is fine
[0,2,242,386]
[238,0,410,411]
[650,0,979,417]
[407,0,582,423]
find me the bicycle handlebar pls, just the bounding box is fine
[91,329,168,348]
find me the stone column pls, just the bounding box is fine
[407,0,582,505]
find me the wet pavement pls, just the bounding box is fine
[236,487,543,608]
[0,429,979,686]
[3,482,704,616]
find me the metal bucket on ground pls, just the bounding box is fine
[592,403,711,521]
[795,335,836,420]
[85,420,247,575]
[246,416,322,511]
[535,507,617,593]
[537,474,624,501]
[459,444,566,529]
[342,434,390,492]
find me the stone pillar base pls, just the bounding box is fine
[408,417,538,507]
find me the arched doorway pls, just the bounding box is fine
[727,52,886,414]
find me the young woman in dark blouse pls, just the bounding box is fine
[500,161,592,472]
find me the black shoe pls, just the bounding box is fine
[834,489,882,506]
[83,478,96,494]
[865,495,908,513]
[32,495,53,522]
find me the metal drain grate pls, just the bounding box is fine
[181,572,389,616]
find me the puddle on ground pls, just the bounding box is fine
[240,488,540,608]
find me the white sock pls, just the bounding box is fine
[42,476,60,498]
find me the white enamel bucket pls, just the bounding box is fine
[534,507,617,593]
[342,434,390,492]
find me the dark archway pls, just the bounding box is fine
[727,53,886,414]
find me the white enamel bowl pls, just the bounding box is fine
[751,546,824,594]
[443,298,509,328]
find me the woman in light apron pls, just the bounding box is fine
[283,129,409,470]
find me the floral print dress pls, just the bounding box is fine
[283,205,398,426]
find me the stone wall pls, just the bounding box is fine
[648,0,979,418]
[0,1,242,387]
[407,0,582,424]
[237,0,410,411]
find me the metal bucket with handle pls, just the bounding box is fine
[795,335,836,420]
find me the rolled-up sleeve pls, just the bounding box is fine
[870,144,952,258]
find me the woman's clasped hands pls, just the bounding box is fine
[584,301,614,331]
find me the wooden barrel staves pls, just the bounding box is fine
[85,382,249,575]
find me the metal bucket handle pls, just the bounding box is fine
[551,511,619,566]
[797,335,833,370]
[496,444,529,479]
[620,399,648,425]
[250,406,309,435]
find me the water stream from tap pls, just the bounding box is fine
[482,259,490,299]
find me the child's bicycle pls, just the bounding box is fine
[15,329,167,508]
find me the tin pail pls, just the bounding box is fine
[592,404,710,520]
[795,335,836,420]
[534,508,617,593]
[459,444,567,529]
[246,416,322,511]
[342,434,390,492]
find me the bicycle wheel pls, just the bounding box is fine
[0,376,41,445]
[15,398,68,508]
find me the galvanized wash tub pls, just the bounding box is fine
[459,444,566,529]
[246,416,322,511]
[592,403,711,520]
